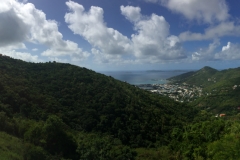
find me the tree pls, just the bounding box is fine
[42,115,78,159]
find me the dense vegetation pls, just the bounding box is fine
[0,56,195,159]
[1,56,240,159]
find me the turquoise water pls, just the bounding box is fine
[100,70,190,85]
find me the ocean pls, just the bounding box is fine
[100,70,191,85]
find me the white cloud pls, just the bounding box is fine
[91,48,123,64]
[120,6,141,23]
[121,5,186,62]
[179,22,240,41]
[41,40,90,61]
[0,43,40,62]
[215,42,240,60]
[8,51,39,62]
[191,40,240,61]
[191,39,220,61]
[0,48,40,62]
[65,1,132,59]
[160,0,229,24]
[65,2,187,64]
[144,0,240,46]
[0,3,29,47]
[222,42,231,51]
[32,48,38,51]
[191,52,200,61]
[0,0,89,62]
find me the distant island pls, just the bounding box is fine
[146,69,195,72]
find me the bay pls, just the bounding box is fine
[100,70,191,85]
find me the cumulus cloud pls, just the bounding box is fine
[65,1,132,59]
[121,5,186,61]
[215,42,240,60]
[143,0,240,43]
[65,2,186,64]
[0,0,89,62]
[191,39,220,61]
[179,22,240,41]
[222,42,231,51]
[154,0,229,24]
[0,2,28,45]
[41,40,90,61]
[191,40,240,61]
[120,6,141,23]
[91,48,124,64]
[6,51,39,62]
[0,43,39,62]
[0,45,40,62]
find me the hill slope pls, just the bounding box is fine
[168,66,218,86]
[0,56,197,148]
[2,56,240,160]
[168,66,240,114]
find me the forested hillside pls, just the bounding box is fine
[0,56,197,159]
[1,56,240,160]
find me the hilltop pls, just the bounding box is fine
[168,66,240,87]
[168,66,218,86]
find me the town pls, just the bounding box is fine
[137,80,240,103]
[137,83,203,102]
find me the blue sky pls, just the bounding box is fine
[1,0,240,71]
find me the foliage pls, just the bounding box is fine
[0,56,198,150]
[2,56,240,159]
[207,121,240,160]
[0,131,25,160]
[135,147,179,160]
[169,119,225,159]
[77,133,136,160]
[23,115,78,159]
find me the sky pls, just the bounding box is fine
[1,0,240,71]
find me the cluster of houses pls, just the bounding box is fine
[138,83,203,102]
[233,85,240,90]
[208,78,216,83]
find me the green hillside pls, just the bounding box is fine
[168,66,240,115]
[0,55,198,159]
[168,66,218,87]
[2,56,240,159]
[168,66,240,88]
